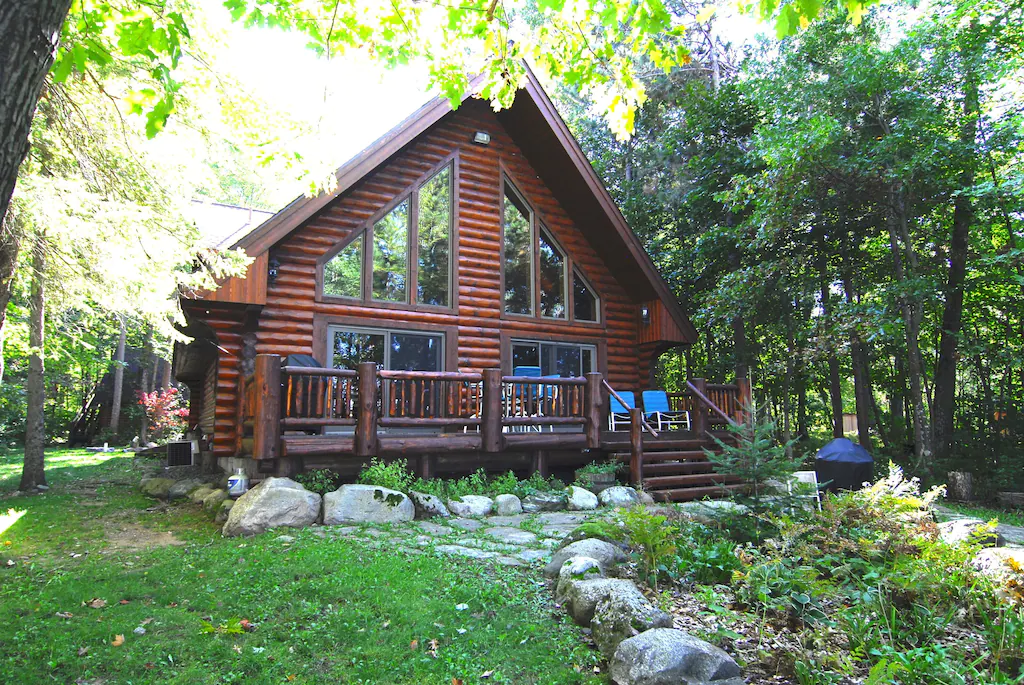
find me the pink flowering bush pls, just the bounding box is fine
[138,387,189,442]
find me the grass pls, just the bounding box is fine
[0,448,602,684]
[943,501,1024,528]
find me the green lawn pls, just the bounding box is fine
[0,449,601,684]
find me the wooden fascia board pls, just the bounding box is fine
[234,76,487,256]
[519,66,697,343]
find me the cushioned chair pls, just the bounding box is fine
[509,366,543,432]
[788,470,822,511]
[641,390,690,431]
[607,390,636,431]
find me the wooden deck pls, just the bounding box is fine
[237,354,750,502]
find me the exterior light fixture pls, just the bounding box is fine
[641,305,651,325]
[268,256,280,283]
[472,131,491,145]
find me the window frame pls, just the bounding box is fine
[508,337,600,378]
[316,154,458,311]
[499,169,603,327]
[326,324,445,372]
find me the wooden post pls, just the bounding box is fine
[629,407,644,486]
[234,374,246,456]
[252,354,281,462]
[690,378,708,440]
[355,362,379,457]
[481,368,503,453]
[532,450,548,477]
[419,454,436,480]
[584,372,602,449]
[736,377,752,425]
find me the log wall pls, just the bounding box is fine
[201,101,653,459]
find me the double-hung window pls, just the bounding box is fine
[511,339,597,378]
[502,177,600,323]
[322,161,453,308]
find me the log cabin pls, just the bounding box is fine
[174,66,750,502]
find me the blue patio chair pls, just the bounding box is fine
[509,366,542,432]
[607,390,635,431]
[641,390,691,432]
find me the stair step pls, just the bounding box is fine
[643,473,743,489]
[649,484,747,503]
[641,461,716,476]
[611,450,715,463]
[603,438,707,451]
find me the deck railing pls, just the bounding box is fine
[239,355,745,471]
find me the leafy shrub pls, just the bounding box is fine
[295,468,341,495]
[675,532,743,585]
[575,459,619,475]
[488,470,520,496]
[616,507,678,590]
[356,458,414,493]
[137,386,188,442]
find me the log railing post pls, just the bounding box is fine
[481,368,503,453]
[629,407,644,486]
[355,362,379,457]
[690,377,708,439]
[736,377,752,425]
[584,372,602,449]
[252,354,281,462]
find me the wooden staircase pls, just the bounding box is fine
[610,438,745,502]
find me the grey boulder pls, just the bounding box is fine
[447,495,494,518]
[203,489,229,512]
[545,538,628,578]
[567,486,599,511]
[599,486,642,508]
[610,628,743,685]
[189,486,215,504]
[215,499,234,523]
[409,491,450,519]
[168,478,209,501]
[563,578,639,626]
[324,484,415,525]
[494,493,523,516]
[222,478,321,537]
[592,585,674,656]
[523,492,566,513]
[140,477,176,499]
[555,555,604,603]
[939,518,1004,547]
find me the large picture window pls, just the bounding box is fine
[511,339,596,378]
[329,326,443,372]
[501,175,600,323]
[321,161,454,308]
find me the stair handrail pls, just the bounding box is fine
[686,380,739,428]
[602,379,658,437]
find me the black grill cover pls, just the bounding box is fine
[815,438,874,493]
[281,354,322,368]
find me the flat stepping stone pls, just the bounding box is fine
[487,515,527,527]
[496,556,525,566]
[435,544,497,560]
[485,527,538,545]
[326,526,360,537]
[536,512,590,525]
[418,522,454,536]
[455,537,521,553]
[450,518,485,532]
[517,549,548,563]
[542,524,578,538]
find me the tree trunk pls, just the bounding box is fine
[840,251,873,450]
[0,0,72,226]
[20,231,46,490]
[108,318,126,434]
[0,211,22,384]
[818,251,844,439]
[933,36,980,465]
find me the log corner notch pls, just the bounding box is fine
[251,354,281,464]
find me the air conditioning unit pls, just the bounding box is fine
[166,441,195,467]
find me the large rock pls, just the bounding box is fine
[324,484,415,525]
[563,578,638,626]
[610,628,743,685]
[409,491,450,519]
[203,489,229,512]
[140,477,176,499]
[168,478,211,501]
[599,486,642,508]
[545,538,628,578]
[189,486,215,504]
[592,585,674,656]
[523,492,566,513]
[939,518,1004,547]
[494,494,523,516]
[567,486,599,511]
[973,547,1024,584]
[447,495,493,518]
[676,500,750,523]
[555,556,604,603]
[222,478,321,537]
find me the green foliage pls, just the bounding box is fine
[294,468,341,496]
[574,460,619,475]
[356,458,414,493]
[617,507,678,590]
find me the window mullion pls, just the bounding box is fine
[363,226,374,301]
[409,188,418,305]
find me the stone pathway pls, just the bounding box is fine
[297,511,606,567]
[935,505,1024,546]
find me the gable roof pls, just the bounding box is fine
[229,65,695,342]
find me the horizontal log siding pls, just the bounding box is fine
[188,101,646,459]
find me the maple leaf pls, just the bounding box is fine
[111,634,125,647]
[141,617,154,625]
[452,679,464,685]
[119,599,130,605]
[56,612,73,619]
[144,662,155,670]
[86,598,106,609]
[77,647,89,657]
[409,639,419,651]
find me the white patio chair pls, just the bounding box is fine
[788,470,822,511]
